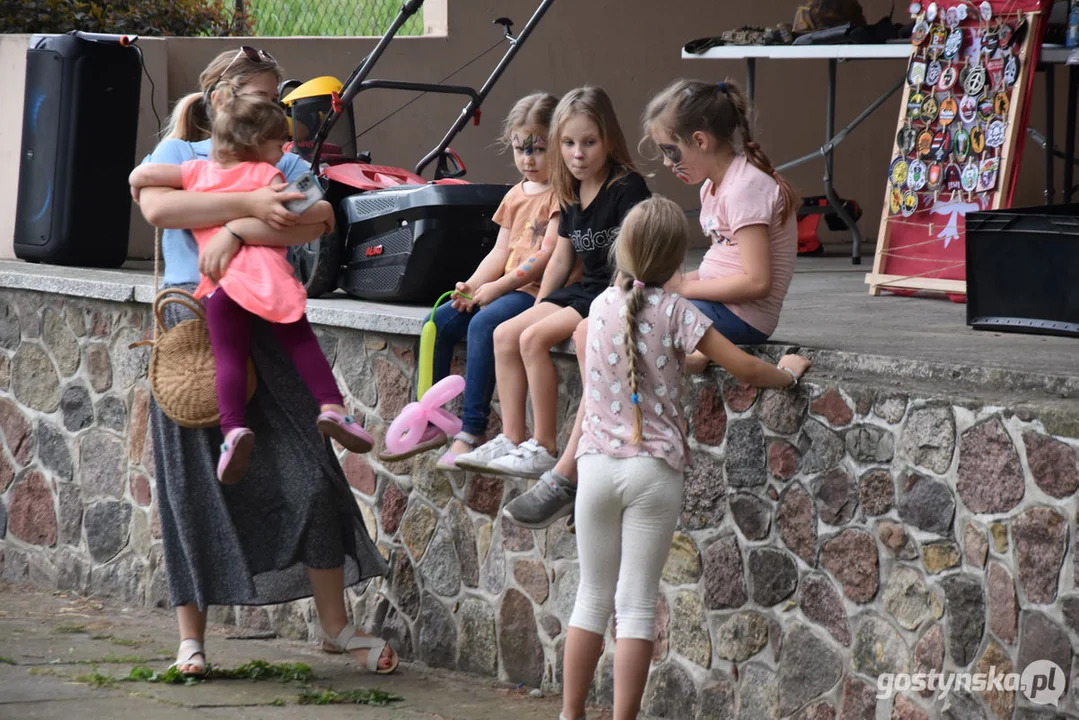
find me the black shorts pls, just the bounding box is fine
[542,280,609,318]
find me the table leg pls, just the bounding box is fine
[1066,65,1078,203]
[746,58,756,102]
[822,59,863,265]
[1045,64,1055,205]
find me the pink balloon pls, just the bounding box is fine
[385,376,465,455]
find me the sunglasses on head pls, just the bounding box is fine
[219,45,276,78]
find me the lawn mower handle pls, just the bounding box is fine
[310,0,427,169]
[310,0,556,178]
[414,0,555,178]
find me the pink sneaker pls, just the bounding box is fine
[218,428,255,485]
[317,411,374,454]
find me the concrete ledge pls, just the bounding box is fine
[0,259,1076,404]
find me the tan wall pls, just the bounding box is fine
[0,0,1067,262]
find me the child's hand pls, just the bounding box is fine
[199,227,243,281]
[451,282,475,311]
[470,281,504,309]
[778,354,812,385]
[249,183,304,230]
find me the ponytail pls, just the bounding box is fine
[725,84,799,224]
[163,91,212,142]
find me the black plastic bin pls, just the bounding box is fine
[965,205,1079,337]
[340,182,510,304]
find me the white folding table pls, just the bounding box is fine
[681,43,1077,263]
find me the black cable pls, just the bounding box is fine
[132,43,162,137]
[351,37,505,144]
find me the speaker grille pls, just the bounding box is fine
[15,50,63,247]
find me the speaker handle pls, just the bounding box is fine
[68,31,138,46]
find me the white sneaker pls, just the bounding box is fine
[454,433,519,473]
[487,438,558,479]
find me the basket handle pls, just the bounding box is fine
[153,288,207,329]
[130,288,207,350]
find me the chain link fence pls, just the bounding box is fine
[235,0,424,36]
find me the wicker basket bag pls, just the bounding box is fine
[133,229,256,429]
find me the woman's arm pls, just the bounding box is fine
[137,184,307,231]
[696,327,810,387]
[535,235,575,302]
[130,164,183,191]
[680,225,773,304]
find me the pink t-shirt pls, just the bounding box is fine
[576,287,713,473]
[181,159,308,324]
[697,154,797,336]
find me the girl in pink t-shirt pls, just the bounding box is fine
[560,196,810,720]
[642,78,799,371]
[129,88,373,484]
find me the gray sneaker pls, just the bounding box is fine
[502,471,576,529]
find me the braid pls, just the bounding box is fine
[618,274,646,445]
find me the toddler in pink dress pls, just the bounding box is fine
[130,88,372,484]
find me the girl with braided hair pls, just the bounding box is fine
[561,196,809,720]
[642,78,799,372]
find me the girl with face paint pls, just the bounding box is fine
[399,93,562,470]
[643,78,799,372]
[454,87,651,488]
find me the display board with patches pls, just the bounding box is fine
[866,0,1052,298]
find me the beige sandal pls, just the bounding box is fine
[321,623,399,675]
[170,638,207,677]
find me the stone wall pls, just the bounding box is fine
[1,287,1078,719]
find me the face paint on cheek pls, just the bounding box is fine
[659,143,683,166]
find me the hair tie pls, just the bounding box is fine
[630,393,640,405]
[717,81,728,93]
[632,279,645,289]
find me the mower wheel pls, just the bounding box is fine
[291,230,344,298]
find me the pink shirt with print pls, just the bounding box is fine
[697,154,797,336]
[576,286,713,473]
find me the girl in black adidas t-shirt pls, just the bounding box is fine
[455,87,650,481]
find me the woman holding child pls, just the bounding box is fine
[134,46,397,677]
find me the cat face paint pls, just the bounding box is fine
[655,136,693,183]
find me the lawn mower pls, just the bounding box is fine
[282,0,555,303]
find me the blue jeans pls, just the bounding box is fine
[429,291,536,436]
[689,299,770,345]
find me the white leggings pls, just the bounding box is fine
[569,454,684,640]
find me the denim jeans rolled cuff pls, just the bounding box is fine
[688,298,771,345]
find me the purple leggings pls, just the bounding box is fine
[204,288,343,434]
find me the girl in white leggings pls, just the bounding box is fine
[560,197,810,720]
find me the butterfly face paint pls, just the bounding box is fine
[511,129,550,182]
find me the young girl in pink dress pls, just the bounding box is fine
[130,85,372,484]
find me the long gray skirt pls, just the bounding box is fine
[150,284,387,609]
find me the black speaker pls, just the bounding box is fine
[14,33,141,268]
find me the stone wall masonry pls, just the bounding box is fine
[1,287,1078,719]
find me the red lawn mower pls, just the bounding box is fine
[282,0,555,303]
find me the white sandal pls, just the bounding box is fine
[170,638,207,677]
[321,622,399,675]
